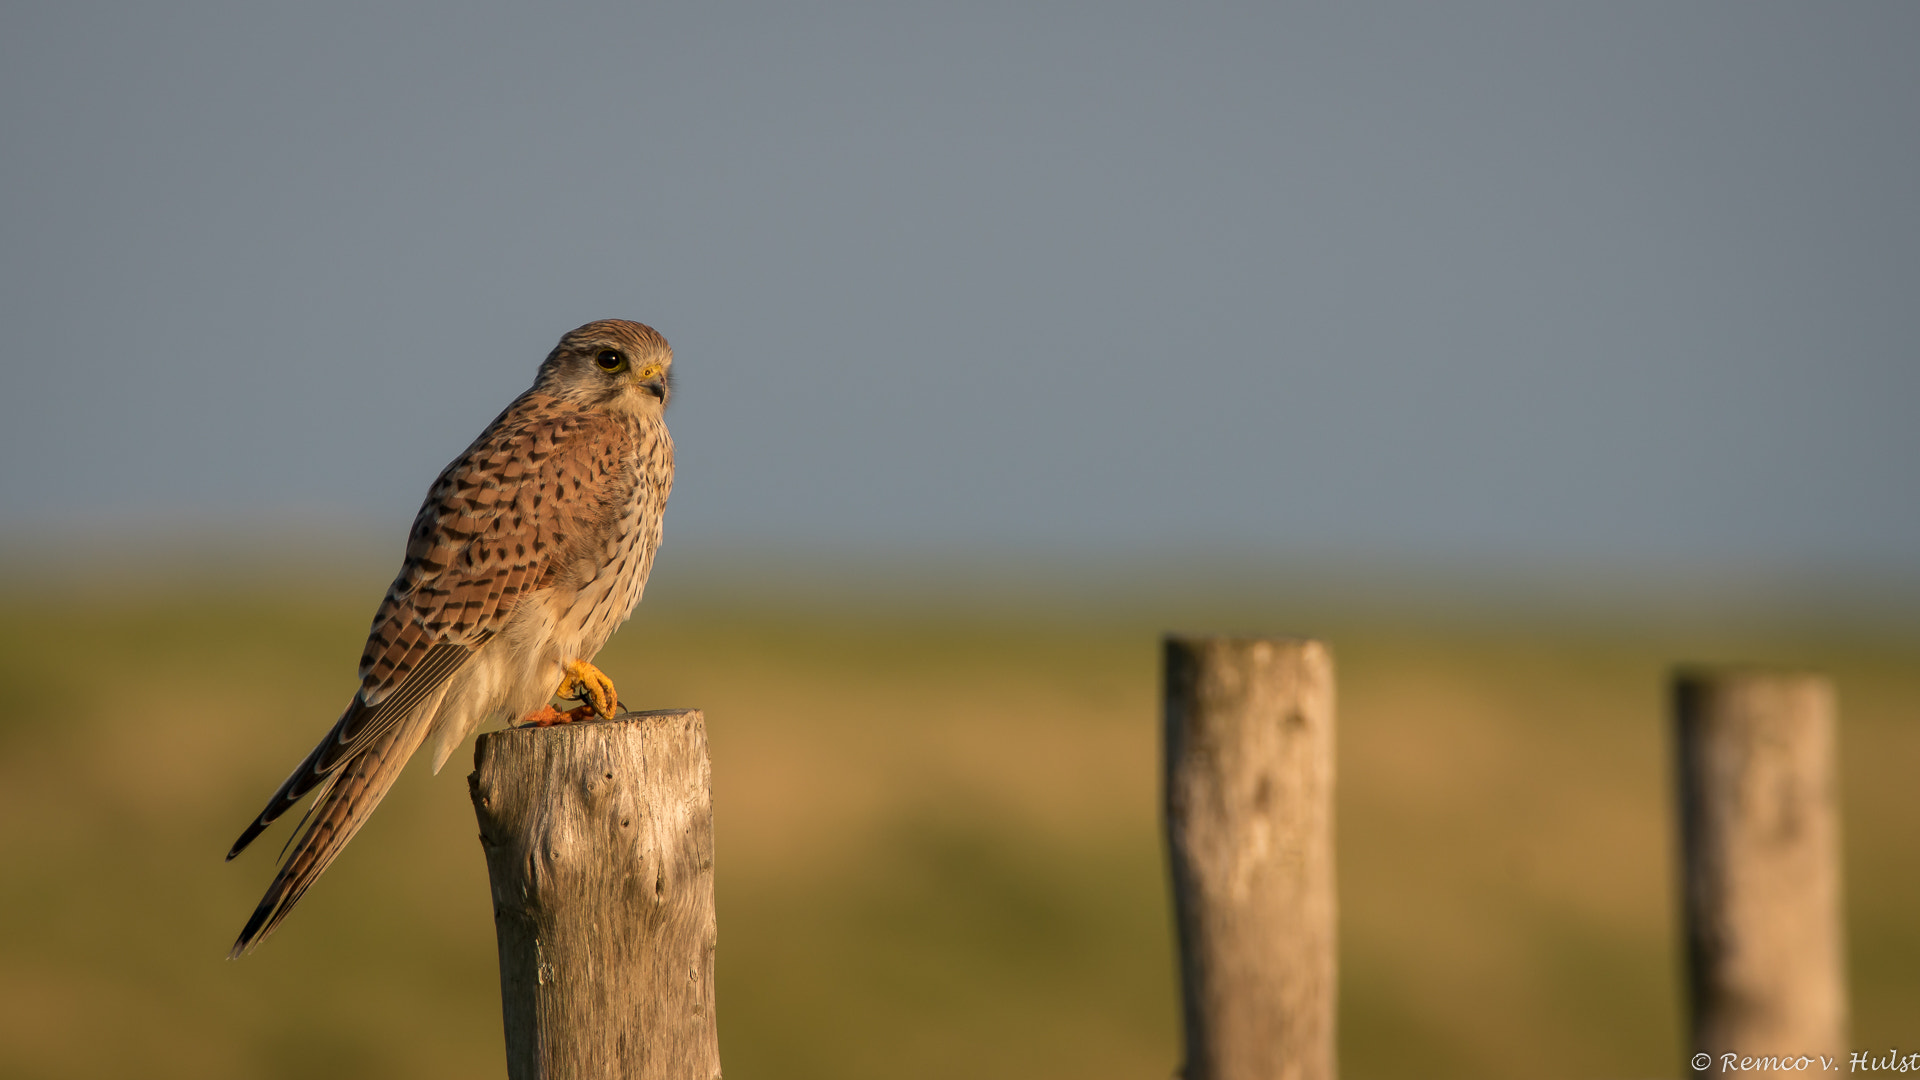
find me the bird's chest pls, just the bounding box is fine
[559,463,664,651]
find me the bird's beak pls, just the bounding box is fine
[635,364,668,400]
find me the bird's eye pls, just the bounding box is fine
[595,349,627,372]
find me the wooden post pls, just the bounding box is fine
[1673,671,1848,1077]
[1164,636,1337,1080]
[469,709,721,1080]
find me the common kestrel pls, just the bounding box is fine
[226,319,676,956]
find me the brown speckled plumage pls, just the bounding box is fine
[227,320,676,956]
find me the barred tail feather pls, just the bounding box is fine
[227,712,433,958]
[228,643,474,863]
[226,725,336,862]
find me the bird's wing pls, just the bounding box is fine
[226,401,635,952]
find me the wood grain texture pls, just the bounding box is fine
[470,709,721,1080]
[1675,671,1848,1077]
[1164,637,1337,1080]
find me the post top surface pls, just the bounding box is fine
[1163,633,1326,646]
[475,708,704,743]
[1672,665,1828,685]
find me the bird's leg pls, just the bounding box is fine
[555,658,619,719]
[515,660,619,726]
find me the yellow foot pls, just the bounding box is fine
[555,658,619,719]
[521,704,597,728]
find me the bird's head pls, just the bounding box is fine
[537,319,674,412]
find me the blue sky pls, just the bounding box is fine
[3,2,1916,586]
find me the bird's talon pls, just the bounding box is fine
[556,659,619,719]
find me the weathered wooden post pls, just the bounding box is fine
[1673,670,1847,1077]
[469,708,721,1080]
[1164,636,1337,1080]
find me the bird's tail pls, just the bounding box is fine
[227,713,432,958]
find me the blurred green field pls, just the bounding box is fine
[0,573,1915,1079]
